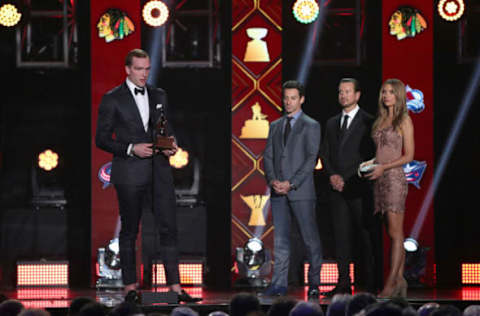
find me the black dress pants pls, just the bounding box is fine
[329,190,374,289]
[115,180,179,286]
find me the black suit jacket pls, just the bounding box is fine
[320,108,374,196]
[95,82,174,186]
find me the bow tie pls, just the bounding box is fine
[134,87,145,95]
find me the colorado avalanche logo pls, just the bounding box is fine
[98,161,112,189]
[403,160,427,189]
[406,85,425,113]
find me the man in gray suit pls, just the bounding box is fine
[262,80,323,298]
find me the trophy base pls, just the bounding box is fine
[155,136,175,149]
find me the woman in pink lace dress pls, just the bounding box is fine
[362,79,414,298]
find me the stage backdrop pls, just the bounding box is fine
[382,0,435,284]
[231,0,282,282]
[90,0,141,286]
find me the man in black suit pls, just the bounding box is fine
[262,80,323,298]
[320,78,376,296]
[95,48,200,302]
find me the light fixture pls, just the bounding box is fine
[38,149,59,171]
[96,238,123,288]
[293,0,319,24]
[235,238,271,287]
[0,3,22,27]
[403,238,429,287]
[404,237,419,252]
[169,147,189,169]
[143,0,169,27]
[438,0,465,22]
[32,149,66,209]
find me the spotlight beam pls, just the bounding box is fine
[410,56,480,239]
[296,0,328,84]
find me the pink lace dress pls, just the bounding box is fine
[373,126,407,214]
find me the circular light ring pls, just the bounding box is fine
[438,0,464,22]
[38,149,59,171]
[0,4,22,27]
[143,0,169,27]
[293,0,319,24]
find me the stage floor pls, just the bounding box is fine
[3,286,480,315]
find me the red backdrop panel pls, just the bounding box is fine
[382,0,435,284]
[90,0,141,286]
[231,0,282,282]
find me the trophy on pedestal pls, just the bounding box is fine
[154,104,175,150]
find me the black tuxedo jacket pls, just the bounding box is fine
[95,82,174,186]
[320,108,374,196]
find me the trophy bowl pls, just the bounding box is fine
[246,27,268,39]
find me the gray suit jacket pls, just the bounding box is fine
[264,112,321,201]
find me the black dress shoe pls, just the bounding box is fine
[178,290,202,303]
[124,290,142,304]
[307,287,320,299]
[320,285,352,297]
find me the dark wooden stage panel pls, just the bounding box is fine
[3,286,480,316]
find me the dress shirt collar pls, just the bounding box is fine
[125,77,148,97]
[342,104,360,120]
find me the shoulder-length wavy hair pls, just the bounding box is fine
[372,78,408,134]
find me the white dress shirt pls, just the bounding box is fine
[340,104,360,129]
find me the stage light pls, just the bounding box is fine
[143,0,169,27]
[403,239,430,287]
[404,237,419,252]
[462,263,480,285]
[152,262,204,285]
[293,0,320,24]
[17,261,69,287]
[304,262,354,284]
[96,238,122,288]
[0,4,22,27]
[169,147,189,169]
[438,0,465,22]
[38,149,59,171]
[235,238,271,287]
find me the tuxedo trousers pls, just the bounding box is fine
[270,197,323,288]
[329,190,374,289]
[115,182,180,286]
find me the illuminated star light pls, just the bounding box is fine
[293,0,320,24]
[0,4,22,27]
[445,1,458,14]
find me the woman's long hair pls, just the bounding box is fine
[372,78,408,134]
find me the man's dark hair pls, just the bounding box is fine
[267,297,297,316]
[290,301,324,316]
[346,293,377,316]
[0,299,24,316]
[327,294,353,316]
[78,302,107,316]
[125,48,149,66]
[340,78,361,92]
[68,297,95,316]
[230,293,261,316]
[282,80,305,97]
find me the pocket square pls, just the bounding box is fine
[156,104,163,110]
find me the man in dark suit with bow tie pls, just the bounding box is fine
[262,80,323,298]
[95,48,200,302]
[320,78,376,296]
